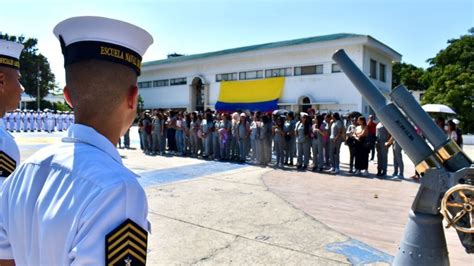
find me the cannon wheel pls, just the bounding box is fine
[441,184,474,234]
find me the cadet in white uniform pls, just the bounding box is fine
[45,109,55,133]
[14,110,21,132]
[0,40,24,180]
[8,111,16,132]
[3,113,9,132]
[0,16,153,265]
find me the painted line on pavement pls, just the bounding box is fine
[136,161,249,188]
[325,239,393,265]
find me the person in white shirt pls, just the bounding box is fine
[0,16,153,265]
[0,39,24,180]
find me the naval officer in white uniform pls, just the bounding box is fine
[0,16,153,265]
[0,39,24,180]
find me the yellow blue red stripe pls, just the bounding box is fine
[216,77,285,111]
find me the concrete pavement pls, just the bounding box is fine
[13,129,474,265]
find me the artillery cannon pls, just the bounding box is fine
[332,49,473,265]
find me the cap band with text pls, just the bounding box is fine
[61,39,142,75]
[0,55,20,69]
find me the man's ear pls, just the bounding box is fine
[127,85,138,109]
[63,86,74,108]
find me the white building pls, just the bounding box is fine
[138,33,401,117]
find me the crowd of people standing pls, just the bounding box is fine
[135,108,409,177]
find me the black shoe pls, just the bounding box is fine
[297,165,302,169]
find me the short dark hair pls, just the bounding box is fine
[65,60,136,117]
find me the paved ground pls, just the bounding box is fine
[13,128,474,265]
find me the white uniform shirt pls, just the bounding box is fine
[0,118,20,180]
[0,124,149,264]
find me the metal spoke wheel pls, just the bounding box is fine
[440,184,474,234]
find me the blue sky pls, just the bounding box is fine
[2,0,472,88]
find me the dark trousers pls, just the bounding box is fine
[355,139,369,170]
[368,135,376,160]
[167,128,177,151]
[124,129,130,148]
[349,146,356,171]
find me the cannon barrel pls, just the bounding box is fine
[390,85,472,172]
[332,49,442,173]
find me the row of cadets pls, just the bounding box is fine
[3,109,74,132]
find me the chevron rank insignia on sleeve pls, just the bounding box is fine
[0,151,16,178]
[106,218,148,266]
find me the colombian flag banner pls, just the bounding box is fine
[215,77,285,112]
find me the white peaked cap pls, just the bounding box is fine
[53,16,153,75]
[0,40,24,69]
[300,112,309,117]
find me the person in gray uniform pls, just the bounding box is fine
[189,112,199,157]
[257,114,271,166]
[386,136,404,179]
[219,113,232,160]
[375,122,389,177]
[237,113,250,163]
[311,115,325,172]
[211,113,220,160]
[230,112,239,160]
[295,112,311,170]
[249,112,259,162]
[151,110,161,155]
[273,115,286,168]
[323,113,332,167]
[329,112,345,174]
[283,111,296,166]
[259,114,272,166]
[202,112,213,159]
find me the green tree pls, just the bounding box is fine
[0,33,57,102]
[392,62,426,91]
[422,29,474,133]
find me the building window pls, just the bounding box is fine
[294,64,323,76]
[379,63,386,82]
[153,79,169,87]
[370,59,377,79]
[265,68,292,78]
[138,81,152,88]
[216,72,238,82]
[170,77,187,86]
[239,70,263,80]
[331,64,341,73]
